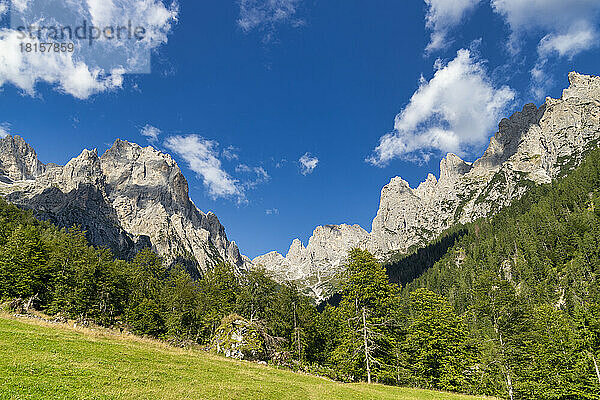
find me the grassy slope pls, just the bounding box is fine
[0,316,494,400]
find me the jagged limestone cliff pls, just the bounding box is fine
[0,136,250,274]
[254,72,600,301]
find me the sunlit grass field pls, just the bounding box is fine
[0,316,495,400]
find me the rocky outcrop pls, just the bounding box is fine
[255,224,370,299]
[254,72,600,301]
[0,137,251,274]
[0,135,46,182]
[210,315,269,361]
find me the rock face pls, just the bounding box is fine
[254,72,600,301]
[255,225,371,299]
[0,137,250,274]
[0,135,46,182]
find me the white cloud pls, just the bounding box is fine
[491,0,600,97]
[537,28,598,59]
[424,0,481,53]
[236,163,270,189]
[0,30,125,99]
[0,123,10,138]
[140,124,161,143]
[491,0,600,35]
[275,158,287,168]
[222,145,239,161]
[0,1,8,16]
[299,153,318,175]
[368,49,515,166]
[238,0,303,40]
[265,208,279,215]
[530,24,598,98]
[492,0,600,54]
[0,0,178,99]
[11,0,30,13]
[164,135,244,201]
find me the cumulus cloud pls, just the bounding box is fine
[299,153,318,175]
[164,135,244,201]
[0,0,178,99]
[140,124,161,143]
[238,0,303,41]
[164,135,270,202]
[424,0,481,53]
[537,28,597,59]
[492,0,600,55]
[491,0,600,97]
[368,49,515,166]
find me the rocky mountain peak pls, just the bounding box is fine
[0,135,250,273]
[287,238,306,259]
[563,71,598,100]
[474,103,544,172]
[439,153,472,182]
[58,148,104,192]
[414,174,438,199]
[0,135,46,182]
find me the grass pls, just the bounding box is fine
[0,316,495,400]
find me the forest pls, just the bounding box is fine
[3,148,600,399]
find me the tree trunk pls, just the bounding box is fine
[362,307,371,384]
[498,332,514,400]
[593,354,600,386]
[293,302,301,360]
[24,293,39,313]
[506,371,514,400]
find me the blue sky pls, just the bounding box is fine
[0,0,599,258]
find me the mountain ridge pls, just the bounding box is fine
[254,71,600,300]
[0,136,250,274]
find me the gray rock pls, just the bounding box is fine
[0,135,45,181]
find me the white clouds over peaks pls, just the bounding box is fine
[491,0,600,96]
[299,153,318,175]
[0,0,178,99]
[165,135,243,201]
[368,49,515,166]
[424,0,481,53]
[164,135,270,203]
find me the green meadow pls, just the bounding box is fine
[0,316,495,400]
